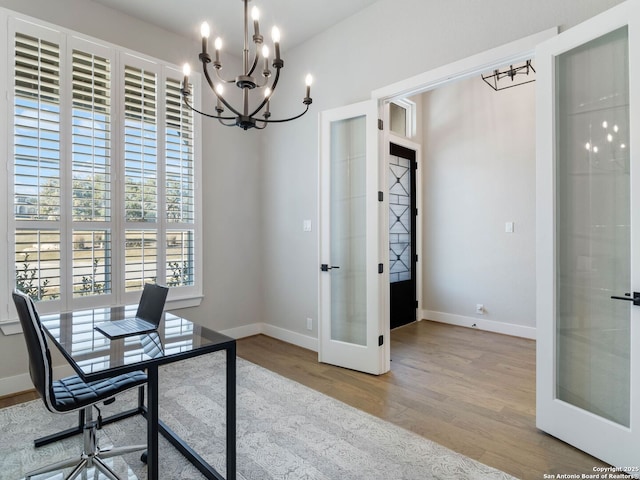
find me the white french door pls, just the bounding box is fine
[536,0,640,469]
[318,100,390,375]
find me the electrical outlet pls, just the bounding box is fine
[476,304,484,315]
[306,317,313,330]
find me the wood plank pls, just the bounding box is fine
[237,320,611,480]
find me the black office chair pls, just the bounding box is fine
[12,290,148,480]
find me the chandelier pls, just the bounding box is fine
[181,0,313,130]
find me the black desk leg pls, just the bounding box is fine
[147,365,159,480]
[226,344,237,480]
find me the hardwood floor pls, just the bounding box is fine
[1,320,612,479]
[237,320,610,480]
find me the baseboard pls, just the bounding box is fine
[0,364,75,398]
[220,322,318,352]
[261,324,318,352]
[219,322,264,340]
[422,310,536,340]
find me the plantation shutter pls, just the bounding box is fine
[123,63,159,290]
[165,77,195,287]
[13,32,62,301]
[71,48,113,296]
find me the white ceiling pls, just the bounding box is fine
[92,0,380,52]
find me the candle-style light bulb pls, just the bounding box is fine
[264,87,271,117]
[200,22,210,54]
[215,84,224,111]
[305,74,313,100]
[182,63,191,93]
[214,37,222,65]
[272,26,281,63]
[271,26,280,43]
[262,45,270,75]
[252,6,260,37]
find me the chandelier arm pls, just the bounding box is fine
[213,68,236,85]
[202,64,243,117]
[201,53,234,84]
[247,49,260,77]
[248,68,281,118]
[183,95,236,121]
[258,104,310,124]
[218,118,237,127]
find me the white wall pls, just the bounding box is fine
[419,75,536,336]
[0,0,263,392]
[259,0,625,341]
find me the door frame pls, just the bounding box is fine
[317,28,557,375]
[372,27,556,327]
[384,132,422,328]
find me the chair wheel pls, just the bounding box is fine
[141,451,147,463]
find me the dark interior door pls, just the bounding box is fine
[389,142,417,329]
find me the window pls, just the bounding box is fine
[4,13,201,318]
[388,99,416,139]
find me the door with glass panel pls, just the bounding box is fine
[319,100,389,375]
[389,142,417,329]
[536,1,640,468]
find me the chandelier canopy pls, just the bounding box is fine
[181,0,313,130]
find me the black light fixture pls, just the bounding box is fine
[481,60,535,91]
[181,0,313,130]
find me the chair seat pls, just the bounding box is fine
[51,371,147,413]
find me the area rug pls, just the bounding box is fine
[0,353,517,479]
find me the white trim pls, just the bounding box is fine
[1,295,203,335]
[0,363,75,398]
[219,322,319,352]
[422,310,536,340]
[372,27,558,101]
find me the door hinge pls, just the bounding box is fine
[378,118,383,130]
[415,300,419,309]
[415,254,418,263]
[378,263,384,274]
[378,335,384,346]
[378,191,384,202]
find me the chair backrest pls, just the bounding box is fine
[12,290,56,411]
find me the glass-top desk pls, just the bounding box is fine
[39,306,236,480]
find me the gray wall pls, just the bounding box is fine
[258,0,625,338]
[419,76,536,329]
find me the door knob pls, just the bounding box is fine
[321,264,340,272]
[610,292,640,306]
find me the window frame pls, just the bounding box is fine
[1,9,202,326]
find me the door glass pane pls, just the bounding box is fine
[389,154,411,283]
[556,27,630,426]
[330,116,366,346]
